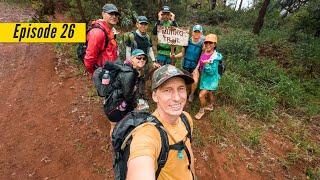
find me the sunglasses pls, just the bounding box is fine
[204,41,214,45]
[136,56,147,61]
[108,12,120,17]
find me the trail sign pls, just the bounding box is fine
[157,26,189,46]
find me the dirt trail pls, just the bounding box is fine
[0,3,112,179]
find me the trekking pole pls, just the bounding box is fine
[170,45,175,66]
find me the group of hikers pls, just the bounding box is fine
[81,3,223,180]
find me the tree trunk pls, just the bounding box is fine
[76,0,87,23]
[253,0,270,35]
[238,0,244,10]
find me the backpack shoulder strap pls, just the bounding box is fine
[180,113,192,142]
[147,115,170,179]
[130,31,138,49]
[90,24,109,49]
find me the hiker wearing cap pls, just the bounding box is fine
[103,49,147,136]
[124,16,156,100]
[125,16,156,63]
[127,64,196,180]
[84,3,120,75]
[194,34,223,120]
[152,6,178,67]
[174,24,205,102]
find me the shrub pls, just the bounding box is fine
[217,72,245,106]
[274,76,304,108]
[219,29,258,60]
[242,82,277,119]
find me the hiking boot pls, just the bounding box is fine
[195,108,205,120]
[188,94,194,102]
[204,104,214,111]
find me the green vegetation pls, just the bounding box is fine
[19,0,319,177]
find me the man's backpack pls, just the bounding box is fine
[76,24,109,64]
[112,111,193,180]
[92,61,126,97]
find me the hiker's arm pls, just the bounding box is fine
[127,125,161,180]
[148,47,156,63]
[174,47,185,59]
[126,46,131,61]
[84,29,104,74]
[127,156,155,180]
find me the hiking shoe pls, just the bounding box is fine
[204,104,214,111]
[195,108,205,120]
[188,94,194,102]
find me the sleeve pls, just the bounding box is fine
[84,28,105,74]
[126,46,131,61]
[148,47,156,62]
[129,125,161,163]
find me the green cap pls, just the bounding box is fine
[152,65,194,90]
[131,49,146,57]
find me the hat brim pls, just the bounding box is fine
[162,10,171,13]
[104,10,120,15]
[133,52,147,57]
[138,21,148,24]
[152,74,194,90]
[193,29,202,32]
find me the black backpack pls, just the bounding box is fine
[76,23,109,64]
[112,111,193,180]
[92,61,128,97]
[218,61,226,76]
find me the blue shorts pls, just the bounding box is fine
[156,54,171,65]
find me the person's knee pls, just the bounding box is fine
[199,91,206,99]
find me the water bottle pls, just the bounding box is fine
[101,70,110,85]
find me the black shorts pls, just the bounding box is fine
[182,67,196,74]
[106,108,131,123]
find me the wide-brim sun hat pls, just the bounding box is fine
[204,34,218,43]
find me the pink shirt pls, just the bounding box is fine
[199,52,213,71]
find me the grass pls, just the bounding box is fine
[193,126,205,148]
[241,128,262,150]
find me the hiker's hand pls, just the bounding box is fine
[158,11,162,20]
[170,53,175,60]
[153,62,161,68]
[170,12,175,21]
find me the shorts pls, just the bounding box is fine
[106,108,131,123]
[182,67,196,74]
[156,54,172,65]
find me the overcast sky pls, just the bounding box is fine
[227,0,253,9]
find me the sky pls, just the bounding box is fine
[226,0,253,9]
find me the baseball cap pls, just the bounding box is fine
[205,34,218,43]
[102,3,120,15]
[192,24,203,33]
[132,49,146,57]
[137,16,148,24]
[152,65,194,90]
[162,5,171,13]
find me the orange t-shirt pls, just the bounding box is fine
[129,111,194,180]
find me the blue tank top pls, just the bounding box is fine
[183,37,204,69]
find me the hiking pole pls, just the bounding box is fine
[170,45,175,66]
